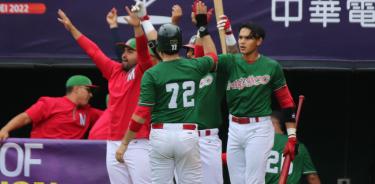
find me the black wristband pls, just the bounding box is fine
[282,108,296,122]
[195,14,208,28]
[198,26,210,37]
[148,40,162,60]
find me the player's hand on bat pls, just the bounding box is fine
[106,8,118,28]
[171,4,183,25]
[283,136,298,160]
[124,6,141,27]
[115,143,128,163]
[131,0,147,20]
[217,15,233,34]
[57,9,74,31]
[0,130,9,141]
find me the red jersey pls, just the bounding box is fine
[77,34,153,140]
[25,96,102,139]
[88,109,110,140]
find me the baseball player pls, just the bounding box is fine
[57,8,155,184]
[217,17,298,184]
[116,2,218,183]
[0,75,102,140]
[178,32,225,183]
[266,111,321,184]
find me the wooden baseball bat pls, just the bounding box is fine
[213,0,227,54]
[278,95,305,184]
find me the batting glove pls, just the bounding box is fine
[192,0,214,23]
[217,15,232,35]
[283,136,298,161]
[131,0,149,21]
[217,15,237,46]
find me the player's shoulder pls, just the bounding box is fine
[219,53,240,60]
[37,96,60,103]
[260,55,280,65]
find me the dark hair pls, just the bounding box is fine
[239,22,266,40]
[66,86,74,94]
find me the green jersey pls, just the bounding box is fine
[218,54,286,117]
[265,134,317,184]
[139,56,213,127]
[192,71,227,130]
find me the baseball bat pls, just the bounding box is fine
[278,95,305,184]
[213,0,227,54]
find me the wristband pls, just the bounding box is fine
[141,20,155,34]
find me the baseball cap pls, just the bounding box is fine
[65,75,98,88]
[117,38,155,56]
[183,35,197,50]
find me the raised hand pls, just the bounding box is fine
[106,8,118,28]
[124,6,141,27]
[131,0,148,20]
[57,9,73,31]
[171,4,183,25]
[217,15,233,35]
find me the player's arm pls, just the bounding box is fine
[124,6,153,72]
[131,0,159,58]
[115,105,152,163]
[0,113,32,140]
[195,1,218,71]
[106,8,124,61]
[115,71,155,163]
[271,62,298,160]
[217,15,238,54]
[300,144,321,184]
[306,173,321,184]
[57,9,115,79]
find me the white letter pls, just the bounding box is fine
[24,143,43,177]
[0,143,23,177]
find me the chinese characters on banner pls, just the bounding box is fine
[272,0,375,28]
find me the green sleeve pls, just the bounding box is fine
[192,56,214,75]
[270,62,287,90]
[139,71,156,106]
[300,144,318,174]
[218,54,234,74]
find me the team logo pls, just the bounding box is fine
[79,113,86,127]
[199,74,213,88]
[227,75,271,90]
[127,68,136,81]
[117,0,171,25]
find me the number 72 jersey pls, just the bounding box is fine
[138,56,214,125]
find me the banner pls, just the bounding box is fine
[0,138,110,184]
[0,0,374,62]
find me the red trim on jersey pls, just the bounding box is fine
[274,85,295,109]
[205,52,218,63]
[194,45,204,58]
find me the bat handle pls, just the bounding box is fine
[278,155,292,184]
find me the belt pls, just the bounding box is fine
[151,123,197,130]
[198,128,219,137]
[231,115,270,124]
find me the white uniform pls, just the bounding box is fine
[106,139,151,184]
[150,123,202,184]
[227,115,274,184]
[175,128,223,184]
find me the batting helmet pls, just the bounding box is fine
[157,23,182,55]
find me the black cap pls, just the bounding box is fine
[157,23,182,55]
